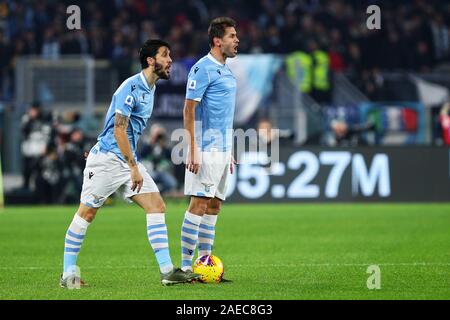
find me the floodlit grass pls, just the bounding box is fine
[0,202,449,299]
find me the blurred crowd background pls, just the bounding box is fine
[1,0,450,203]
[1,0,450,97]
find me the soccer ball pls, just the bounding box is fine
[193,255,224,283]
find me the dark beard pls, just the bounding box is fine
[154,62,169,80]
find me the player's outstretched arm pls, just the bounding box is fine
[183,99,200,174]
[113,112,143,192]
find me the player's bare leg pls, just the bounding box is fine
[132,192,199,285]
[188,195,210,215]
[131,191,166,213]
[206,197,221,214]
[77,203,99,222]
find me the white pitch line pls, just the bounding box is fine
[0,262,449,270]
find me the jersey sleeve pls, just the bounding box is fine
[113,83,136,117]
[185,65,210,102]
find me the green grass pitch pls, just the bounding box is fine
[0,201,449,300]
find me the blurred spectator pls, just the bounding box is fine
[257,118,276,146]
[20,101,53,190]
[328,118,376,147]
[345,42,363,74]
[328,29,346,72]
[439,102,450,145]
[89,25,109,59]
[22,30,38,55]
[0,29,12,100]
[415,41,434,73]
[34,143,63,204]
[286,38,331,103]
[41,26,60,59]
[59,128,89,203]
[262,25,282,53]
[0,102,4,158]
[280,12,300,54]
[360,68,386,101]
[254,118,294,173]
[429,13,450,63]
[308,39,331,104]
[140,124,178,194]
[60,30,89,55]
[257,118,293,148]
[19,106,94,203]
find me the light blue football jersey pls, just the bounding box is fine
[93,72,155,162]
[185,53,237,152]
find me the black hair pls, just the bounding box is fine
[208,17,236,48]
[139,39,171,69]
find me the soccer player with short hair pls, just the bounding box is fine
[180,17,239,280]
[60,39,199,287]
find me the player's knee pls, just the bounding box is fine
[188,197,209,214]
[147,199,166,213]
[208,201,221,214]
[157,201,166,213]
[84,210,97,222]
[78,206,98,222]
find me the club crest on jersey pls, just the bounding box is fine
[188,79,197,90]
[201,183,214,193]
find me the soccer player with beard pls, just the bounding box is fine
[60,40,199,287]
[180,18,239,281]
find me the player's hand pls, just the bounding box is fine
[130,167,143,193]
[230,155,237,174]
[186,147,200,174]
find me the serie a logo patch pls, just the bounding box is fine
[188,80,197,90]
[125,95,134,106]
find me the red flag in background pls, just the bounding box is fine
[402,108,418,132]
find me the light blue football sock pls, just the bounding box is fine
[198,214,217,258]
[180,211,202,271]
[63,213,90,277]
[147,213,174,274]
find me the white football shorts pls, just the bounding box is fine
[80,149,158,208]
[184,151,231,201]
